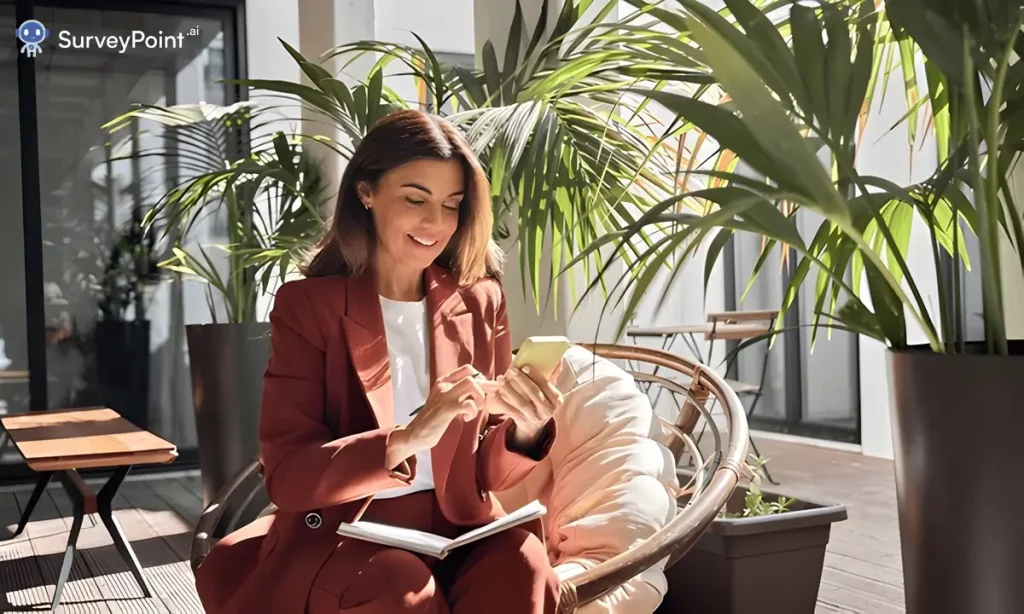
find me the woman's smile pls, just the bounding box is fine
[408,234,439,248]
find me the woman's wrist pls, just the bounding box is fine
[385,426,416,470]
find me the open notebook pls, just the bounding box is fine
[335,500,547,559]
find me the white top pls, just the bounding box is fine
[375,295,435,499]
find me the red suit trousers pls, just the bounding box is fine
[307,491,559,614]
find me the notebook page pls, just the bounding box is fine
[448,500,547,551]
[336,521,453,558]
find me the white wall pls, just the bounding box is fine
[376,0,474,54]
[852,67,944,459]
[1004,166,1024,339]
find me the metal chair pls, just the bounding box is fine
[189,342,750,613]
[704,310,779,482]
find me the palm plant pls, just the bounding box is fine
[567,1,1024,612]
[235,0,692,312]
[577,0,1021,357]
[102,101,328,323]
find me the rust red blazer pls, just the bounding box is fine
[194,264,555,614]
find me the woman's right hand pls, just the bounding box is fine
[385,364,494,469]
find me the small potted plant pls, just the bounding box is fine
[659,457,847,614]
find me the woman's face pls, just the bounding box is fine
[360,158,465,274]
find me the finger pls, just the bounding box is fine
[526,366,563,407]
[477,378,501,395]
[463,376,489,404]
[551,361,564,382]
[458,399,479,421]
[450,376,487,405]
[497,382,531,413]
[440,364,480,384]
[519,364,551,389]
[507,367,547,413]
[502,381,543,425]
[490,390,525,419]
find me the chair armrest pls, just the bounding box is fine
[190,459,264,572]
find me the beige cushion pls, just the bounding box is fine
[495,346,678,614]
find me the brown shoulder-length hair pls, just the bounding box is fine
[301,109,504,286]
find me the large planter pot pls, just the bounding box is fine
[888,342,1024,614]
[657,486,847,614]
[187,322,271,508]
[94,320,151,430]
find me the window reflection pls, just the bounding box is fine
[34,8,230,455]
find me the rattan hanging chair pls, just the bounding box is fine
[189,342,749,613]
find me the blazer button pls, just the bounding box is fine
[304,512,322,529]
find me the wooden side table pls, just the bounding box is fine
[0,407,178,610]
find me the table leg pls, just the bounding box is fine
[53,472,85,611]
[51,466,151,611]
[97,465,151,599]
[3,471,52,541]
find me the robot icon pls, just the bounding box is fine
[16,20,48,57]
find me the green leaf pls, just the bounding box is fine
[685,12,850,223]
[886,0,966,89]
[503,1,525,104]
[676,0,794,112]
[823,4,852,139]
[791,4,828,126]
[481,41,503,105]
[722,0,810,114]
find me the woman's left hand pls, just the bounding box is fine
[488,362,564,452]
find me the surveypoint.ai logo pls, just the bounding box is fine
[16,20,200,58]
[16,20,49,58]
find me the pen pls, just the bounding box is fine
[409,372,488,415]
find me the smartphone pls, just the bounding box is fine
[513,336,572,380]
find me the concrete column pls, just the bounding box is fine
[297,0,376,214]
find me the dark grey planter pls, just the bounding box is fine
[888,341,1024,614]
[187,322,270,508]
[657,486,846,614]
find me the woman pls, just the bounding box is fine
[194,109,563,614]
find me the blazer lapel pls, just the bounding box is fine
[424,265,475,382]
[424,265,476,502]
[341,269,394,429]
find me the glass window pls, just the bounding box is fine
[32,6,231,454]
[0,6,30,425]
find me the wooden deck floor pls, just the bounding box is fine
[754,438,906,614]
[0,438,905,613]
[0,473,204,613]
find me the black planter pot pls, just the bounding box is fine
[186,322,271,508]
[657,487,847,614]
[888,341,1024,614]
[94,320,151,430]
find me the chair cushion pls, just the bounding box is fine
[495,346,679,614]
